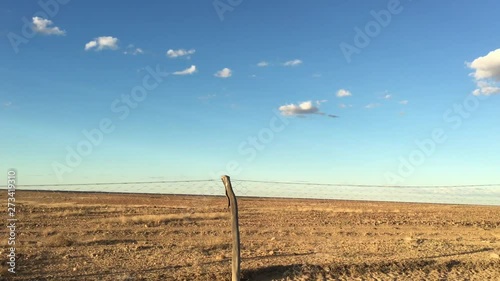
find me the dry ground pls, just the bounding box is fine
[1,190,499,280]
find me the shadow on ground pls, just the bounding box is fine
[241,249,497,281]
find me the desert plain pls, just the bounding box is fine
[1,190,499,280]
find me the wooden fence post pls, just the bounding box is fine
[221,175,241,281]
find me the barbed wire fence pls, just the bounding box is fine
[4,178,500,205]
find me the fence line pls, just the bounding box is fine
[2,178,499,205]
[234,179,500,189]
[3,179,500,189]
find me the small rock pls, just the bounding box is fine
[490,253,499,259]
[268,250,274,255]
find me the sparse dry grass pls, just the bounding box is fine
[44,233,76,247]
[42,227,58,237]
[5,191,500,281]
[101,212,226,226]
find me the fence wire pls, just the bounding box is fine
[5,179,500,205]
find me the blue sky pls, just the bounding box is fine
[1,0,500,197]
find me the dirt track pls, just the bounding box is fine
[1,190,499,280]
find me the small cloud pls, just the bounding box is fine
[279,100,338,118]
[279,101,319,116]
[472,80,500,96]
[365,103,381,109]
[32,17,65,35]
[123,44,143,55]
[166,49,195,58]
[214,68,232,78]
[85,36,119,51]
[283,59,302,66]
[250,74,257,78]
[383,94,391,99]
[173,65,197,75]
[3,101,12,107]
[336,89,352,98]
[257,61,269,67]
[399,100,409,105]
[312,73,322,78]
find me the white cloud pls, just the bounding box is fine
[279,101,319,116]
[173,65,197,75]
[468,49,500,81]
[257,61,269,67]
[383,94,391,99]
[123,44,143,55]
[365,103,381,109]
[3,101,12,108]
[214,68,232,78]
[85,41,97,50]
[279,101,338,118]
[399,100,409,105]
[85,36,119,51]
[472,81,500,96]
[166,49,195,58]
[32,17,65,35]
[468,49,500,96]
[283,59,302,66]
[336,89,352,98]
